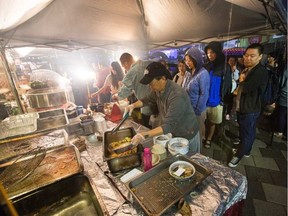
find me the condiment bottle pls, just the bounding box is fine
[143,148,152,171]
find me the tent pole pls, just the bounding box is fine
[0,45,24,114]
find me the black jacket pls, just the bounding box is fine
[239,63,269,113]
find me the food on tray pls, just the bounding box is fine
[172,166,193,178]
[169,161,195,180]
[109,137,131,149]
[30,81,48,89]
[108,148,137,159]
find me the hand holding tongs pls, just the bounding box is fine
[111,111,130,134]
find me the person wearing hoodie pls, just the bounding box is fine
[185,47,210,144]
[204,41,232,148]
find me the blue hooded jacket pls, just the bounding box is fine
[204,41,232,107]
[185,47,210,116]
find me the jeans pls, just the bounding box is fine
[236,112,260,158]
[274,104,287,136]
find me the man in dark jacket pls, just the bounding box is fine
[229,43,269,167]
[203,41,232,148]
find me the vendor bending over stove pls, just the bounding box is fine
[125,62,200,153]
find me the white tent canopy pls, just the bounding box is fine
[0,0,286,51]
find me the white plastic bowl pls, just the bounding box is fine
[153,134,171,147]
[151,144,167,160]
[168,137,189,155]
[169,160,195,181]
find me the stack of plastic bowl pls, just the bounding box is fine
[168,137,189,155]
[153,134,171,148]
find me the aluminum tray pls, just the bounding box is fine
[126,154,212,216]
[12,174,104,216]
[4,145,83,199]
[37,108,69,131]
[103,127,142,173]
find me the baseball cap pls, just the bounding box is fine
[140,62,172,85]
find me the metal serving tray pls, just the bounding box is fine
[103,127,142,173]
[4,145,83,199]
[126,154,212,216]
[37,108,69,131]
[12,174,104,216]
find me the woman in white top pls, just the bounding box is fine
[173,60,186,86]
[91,61,124,100]
[225,56,240,120]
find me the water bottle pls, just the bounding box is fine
[143,148,152,172]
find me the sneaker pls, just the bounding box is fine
[225,114,230,120]
[244,153,250,158]
[274,132,283,138]
[228,156,241,168]
[232,138,240,145]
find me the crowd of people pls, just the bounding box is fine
[88,41,286,168]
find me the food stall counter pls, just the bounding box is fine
[80,119,247,216]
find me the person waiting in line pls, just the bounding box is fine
[236,57,245,72]
[184,47,210,145]
[225,56,240,121]
[113,53,155,128]
[260,50,285,119]
[203,41,232,148]
[158,59,175,77]
[228,43,269,168]
[91,61,124,100]
[273,66,287,139]
[126,62,200,153]
[173,60,186,86]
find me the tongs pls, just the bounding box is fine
[111,112,129,134]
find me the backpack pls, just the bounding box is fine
[262,69,279,105]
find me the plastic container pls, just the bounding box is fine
[153,134,171,148]
[143,148,152,172]
[0,112,39,139]
[151,144,167,161]
[168,137,189,155]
